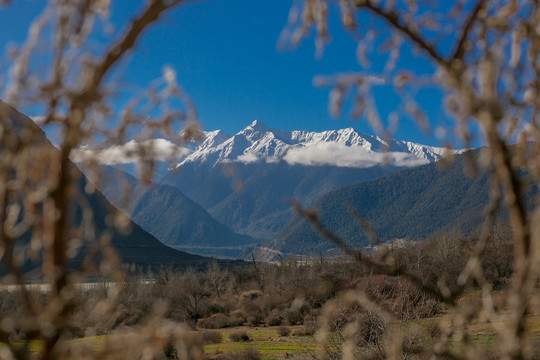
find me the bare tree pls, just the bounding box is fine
[206,259,227,300]
[283,1,540,359]
[0,1,202,359]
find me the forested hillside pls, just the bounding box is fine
[270,150,494,254]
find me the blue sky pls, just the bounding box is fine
[0,0,468,147]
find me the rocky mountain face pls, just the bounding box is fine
[161,121,457,239]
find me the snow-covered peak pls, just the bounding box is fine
[245,119,268,131]
[199,129,231,149]
[175,121,459,169]
[292,127,377,150]
[239,120,272,141]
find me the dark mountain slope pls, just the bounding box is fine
[92,166,258,250]
[130,183,256,247]
[0,101,236,274]
[73,176,209,269]
[269,151,494,254]
[162,161,397,239]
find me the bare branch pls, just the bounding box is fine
[291,201,458,305]
[354,0,448,66]
[451,0,486,62]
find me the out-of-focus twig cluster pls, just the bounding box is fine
[0,0,202,359]
[284,0,540,359]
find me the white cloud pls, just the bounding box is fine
[237,153,258,164]
[72,139,190,165]
[283,143,428,168]
[388,152,430,167]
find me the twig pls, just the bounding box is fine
[291,201,457,305]
[451,0,486,62]
[354,0,448,66]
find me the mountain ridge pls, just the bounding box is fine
[0,101,240,275]
[88,166,260,255]
[161,121,462,240]
[176,120,457,170]
[267,149,497,255]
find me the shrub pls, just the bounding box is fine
[229,331,251,342]
[230,309,244,318]
[208,302,228,315]
[357,312,387,346]
[228,315,246,327]
[293,327,315,336]
[261,294,287,312]
[200,330,222,344]
[197,313,244,329]
[242,303,263,326]
[277,326,290,337]
[266,311,282,326]
[241,290,262,300]
[197,313,228,329]
[242,303,261,316]
[293,313,317,336]
[286,309,303,326]
[247,316,260,326]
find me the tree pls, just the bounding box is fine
[206,259,227,300]
[285,1,540,359]
[0,1,200,359]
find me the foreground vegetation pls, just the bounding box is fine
[0,226,524,358]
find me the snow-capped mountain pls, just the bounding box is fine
[162,121,462,240]
[177,120,453,169]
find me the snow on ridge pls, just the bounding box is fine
[176,121,459,169]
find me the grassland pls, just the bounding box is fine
[202,327,319,359]
[5,314,540,358]
[200,316,540,358]
[0,328,318,359]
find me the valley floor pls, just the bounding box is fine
[8,312,540,359]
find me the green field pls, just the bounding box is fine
[5,315,540,359]
[202,327,319,359]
